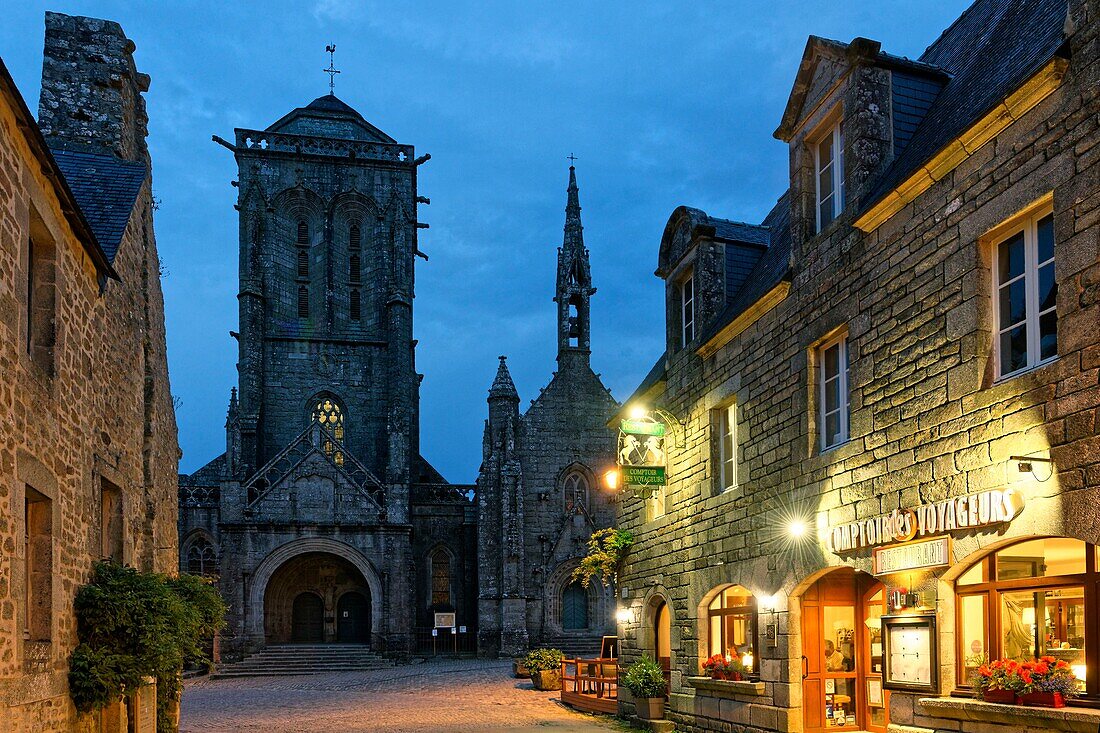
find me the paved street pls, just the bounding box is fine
[180,659,625,733]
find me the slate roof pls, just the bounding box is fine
[50,148,147,263]
[266,93,397,143]
[0,58,117,280]
[698,192,792,346]
[862,0,1068,211]
[304,93,365,117]
[711,217,771,246]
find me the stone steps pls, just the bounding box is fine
[213,644,393,678]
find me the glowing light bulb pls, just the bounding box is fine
[628,405,648,420]
[788,520,808,539]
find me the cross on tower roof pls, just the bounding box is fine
[323,44,340,94]
[567,153,578,166]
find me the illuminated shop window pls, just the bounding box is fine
[706,585,757,673]
[956,537,1091,696]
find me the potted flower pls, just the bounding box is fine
[726,655,748,682]
[524,648,564,691]
[702,654,727,679]
[622,655,667,720]
[972,657,1082,707]
[1016,657,1081,708]
[972,658,1019,704]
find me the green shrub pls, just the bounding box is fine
[68,560,226,733]
[524,648,565,673]
[622,655,667,699]
[571,528,634,589]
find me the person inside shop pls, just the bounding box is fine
[824,640,851,671]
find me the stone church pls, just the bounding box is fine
[476,165,619,658]
[179,94,618,658]
[178,93,477,657]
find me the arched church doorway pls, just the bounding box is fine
[337,591,371,643]
[264,551,372,644]
[292,592,324,642]
[562,581,589,630]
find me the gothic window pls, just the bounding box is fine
[296,220,309,245]
[297,249,309,278]
[186,538,218,577]
[350,289,361,321]
[350,254,361,284]
[349,223,361,250]
[562,582,589,630]
[563,470,589,513]
[297,286,309,318]
[430,548,452,607]
[311,396,345,465]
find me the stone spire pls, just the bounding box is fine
[226,387,239,425]
[488,355,520,402]
[555,164,596,364]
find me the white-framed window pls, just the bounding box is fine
[716,403,737,492]
[994,209,1056,378]
[680,271,695,347]
[814,121,845,232]
[818,332,850,451]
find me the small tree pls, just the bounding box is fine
[69,560,226,733]
[571,528,634,589]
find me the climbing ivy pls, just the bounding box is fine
[571,528,634,589]
[69,560,226,732]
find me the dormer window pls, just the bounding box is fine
[680,270,695,347]
[815,120,845,232]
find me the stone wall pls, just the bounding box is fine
[0,12,177,732]
[616,5,1099,733]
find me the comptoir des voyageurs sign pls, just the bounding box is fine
[827,488,1025,554]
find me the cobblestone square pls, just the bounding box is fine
[180,659,624,732]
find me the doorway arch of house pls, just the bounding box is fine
[793,566,888,733]
[248,537,383,646]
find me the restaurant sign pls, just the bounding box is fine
[873,537,950,575]
[618,415,667,487]
[828,488,1024,554]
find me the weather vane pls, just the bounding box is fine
[324,44,340,94]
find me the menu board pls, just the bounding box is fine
[882,614,938,692]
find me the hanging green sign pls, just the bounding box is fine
[622,466,666,486]
[620,418,666,437]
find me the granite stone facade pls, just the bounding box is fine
[615,1,1100,732]
[0,12,177,732]
[476,166,619,658]
[179,93,476,657]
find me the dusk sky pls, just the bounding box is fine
[3,1,970,483]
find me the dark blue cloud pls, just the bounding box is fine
[2,1,971,483]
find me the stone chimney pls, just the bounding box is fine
[37,12,151,163]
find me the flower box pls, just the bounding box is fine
[982,689,1017,704]
[1018,691,1066,708]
